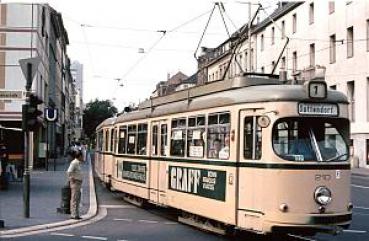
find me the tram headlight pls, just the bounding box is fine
[314,186,332,206]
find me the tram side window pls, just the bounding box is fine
[161,124,168,156]
[127,125,137,154]
[97,131,103,151]
[104,130,109,152]
[137,123,148,155]
[113,128,118,153]
[118,126,127,154]
[244,116,262,160]
[187,116,205,158]
[110,129,114,152]
[152,125,158,156]
[171,118,186,157]
[207,112,230,160]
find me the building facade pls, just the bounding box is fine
[0,3,77,167]
[198,1,369,168]
[70,61,84,141]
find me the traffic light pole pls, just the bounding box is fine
[23,63,32,218]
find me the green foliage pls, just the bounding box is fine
[83,99,118,140]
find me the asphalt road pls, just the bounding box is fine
[5,174,369,241]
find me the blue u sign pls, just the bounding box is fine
[45,108,58,122]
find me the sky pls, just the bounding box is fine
[6,0,278,111]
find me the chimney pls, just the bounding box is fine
[167,73,170,80]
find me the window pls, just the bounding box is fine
[367,139,369,165]
[171,118,186,157]
[260,34,264,51]
[347,81,355,122]
[367,20,369,51]
[187,116,205,158]
[97,131,103,152]
[281,56,286,70]
[271,27,275,45]
[114,128,118,153]
[207,112,230,160]
[161,124,168,156]
[127,125,137,154]
[250,49,254,70]
[152,125,158,156]
[330,85,337,90]
[347,26,354,58]
[136,124,147,155]
[244,117,262,160]
[281,20,285,39]
[292,13,297,33]
[245,52,248,72]
[118,126,127,154]
[292,51,297,72]
[366,77,369,121]
[110,129,114,152]
[310,43,315,67]
[273,118,349,162]
[309,3,314,24]
[105,129,109,152]
[330,34,336,63]
[329,2,335,14]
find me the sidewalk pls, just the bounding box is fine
[0,153,95,234]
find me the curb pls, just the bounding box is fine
[352,172,369,178]
[0,152,98,238]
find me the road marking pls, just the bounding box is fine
[353,212,369,216]
[287,234,316,241]
[164,221,177,225]
[100,204,135,209]
[138,220,159,224]
[82,235,108,240]
[50,232,75,237]
[343,229,367,234]
[114,218,133,222]
[354,206,369,210]
[351,184,369,189]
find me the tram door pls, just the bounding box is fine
[237,109,264,231]
[149,120,168,205]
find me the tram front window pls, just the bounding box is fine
[272,118,349,162]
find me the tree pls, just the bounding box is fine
[83,99,118,141]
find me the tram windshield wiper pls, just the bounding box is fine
[324,153,348,162]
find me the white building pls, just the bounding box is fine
[0,3,75,165]
[201,1,369,168]
[71,61,84,140]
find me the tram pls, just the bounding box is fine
[95,74,352,236]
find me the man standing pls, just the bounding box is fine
[67,150,84,219]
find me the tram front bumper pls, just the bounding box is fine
[263,212,352,234]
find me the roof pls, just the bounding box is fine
[109,76,347,125]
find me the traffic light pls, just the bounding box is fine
[22,94,43,131]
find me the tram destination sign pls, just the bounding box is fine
[0,90,26,101]
[169,166,226,201]
[298,103,338,116]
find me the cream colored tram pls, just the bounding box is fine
[95,75,352,236]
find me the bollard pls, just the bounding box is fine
[57,184,71,214]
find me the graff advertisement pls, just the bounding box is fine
[168,166,226,201]
[121,161,147,184]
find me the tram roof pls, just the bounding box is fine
[96,116,117,129]
[105,75,348,126]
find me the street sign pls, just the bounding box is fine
[0,90,26,100]
[19,57,41,90]
[45,108,58,122]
